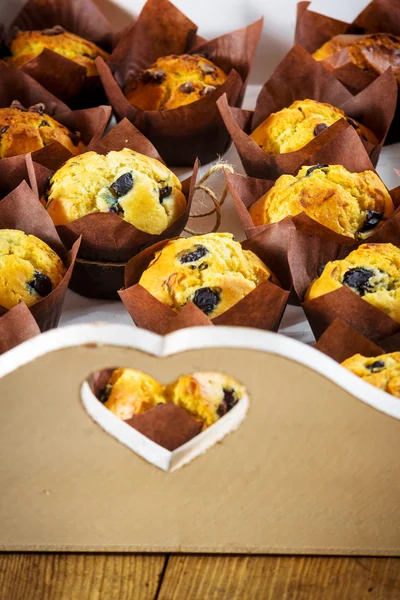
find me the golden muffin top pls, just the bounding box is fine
[250,99,378,155]
[45,148,187,235]
[305,243,400,323]
[0,101,84,159]
[249,164,395,239]
[0,229,65,309]
[139,232,276,318]
[125,54,227,111]
[341,351,400,398]
[7,27,109,76]
[313,33,400,83]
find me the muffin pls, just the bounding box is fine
[0,229,66,310]
[306,243,400,323]
[341,351,400,398]
[125,54,227,111]
[313,33,400,83]
[138,233,277,318]
[165,371,246,427]
[101,368,166,420]
[44,148,187,234]
[100,367,246,428]
[249,164,395,239]
[250,99,378,155]
[7,27,109,77]
[0,101,84,159]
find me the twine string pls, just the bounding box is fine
[184,162,235,235]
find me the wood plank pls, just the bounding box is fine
[0,553,166,600]
[158,555,400,600]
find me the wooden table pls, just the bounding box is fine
[1,554,400,599]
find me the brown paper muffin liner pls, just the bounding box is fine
[0,302,41,356]
[118,229,291,335]
[31,119,199,300]
[0,181,80,331]
[97,0,263,166]
[0,61,111,174]
[217,45,397,178]
[1,0,131,107]
[314,318,385,363]
[295,0,400,143]
[89,367,203,451]
[314,317,400,363]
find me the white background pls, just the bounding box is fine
[1,0,399,343]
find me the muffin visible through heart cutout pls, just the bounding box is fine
[82,367,249,471]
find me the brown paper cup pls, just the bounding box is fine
[217,46,397,178]
[31,119,199,300]
[314,318,385,363]
[98,0,263,166]
[119,230,291,335]
[0,181,80,331]
[0,302,41,356]
[2,0,130,107]
[295,0,400,143]
[0,61,111,172]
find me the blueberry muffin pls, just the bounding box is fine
[125,54,227,111]
[250,99,377,155]
[0,101,84,159]
[101,368,166,420]
[139,233,277,318]
[313,33,400,83]
[341,352,400,398]
[44,149,187,234]
[249,164,394,239]
[306,243,400,322]
[7,27,109,76]
[165,372,246,427]
[0,229,66,309]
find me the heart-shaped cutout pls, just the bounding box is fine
[81,368,249,472]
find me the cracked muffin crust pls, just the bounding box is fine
[249,164,394,239]
[7,27,109,76]
[44,148,187,234]
[0,101,84,159]
[0,229,65,309]
[100,367,246,428]
[138,233,277,318]
[249,99,378,155]
[125,54,227,111]
[313,33,400,83]
[341,351,400,398]
[306,243,400,323]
